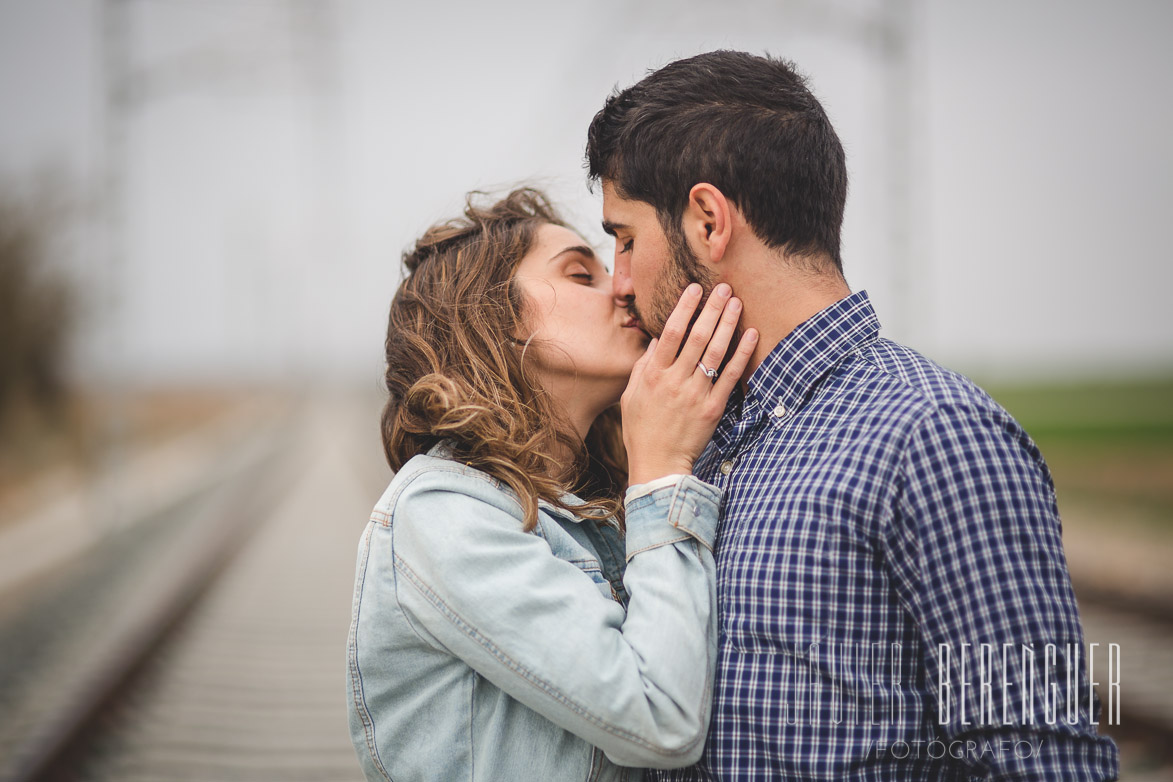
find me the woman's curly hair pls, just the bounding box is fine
[381,187,627,530]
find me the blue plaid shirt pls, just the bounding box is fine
[654,291,1118,781]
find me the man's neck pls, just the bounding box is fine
[729,267,851,388]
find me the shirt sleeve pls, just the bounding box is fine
[390,467,721,769]
[886,402,1119,781]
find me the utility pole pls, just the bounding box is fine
[882,0,916,343]
[98,0,131,529]
[95,0,340,524]
[778,0,919,343]
[288,0,342,382]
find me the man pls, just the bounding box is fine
[587,50,1119,781]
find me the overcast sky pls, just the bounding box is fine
[1,0,1170,385]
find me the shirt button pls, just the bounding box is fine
[719,460,734,475]
[773,402,788,417]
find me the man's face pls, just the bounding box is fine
[601,181,716,338]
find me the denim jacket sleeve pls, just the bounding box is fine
[389,465,721,769]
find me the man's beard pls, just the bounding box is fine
[635,227,736,366]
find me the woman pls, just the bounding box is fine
[347,188,756,781]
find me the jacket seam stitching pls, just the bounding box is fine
[348,523,395,782]
[667,485,718,552]
[384,462,522,518]
[467,670,475,782]
[625,535,692,559]
[394,552,703,757]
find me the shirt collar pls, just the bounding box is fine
[745,289,881,418]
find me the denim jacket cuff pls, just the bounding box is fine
[625,473,688,503]
[624,474,722,561]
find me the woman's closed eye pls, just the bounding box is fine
[567,263,595,284]
[619,239,633,255]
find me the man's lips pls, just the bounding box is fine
[622,315,651,338]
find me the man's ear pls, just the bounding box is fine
[685,183,733,263]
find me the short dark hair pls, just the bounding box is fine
[586,50,848,274]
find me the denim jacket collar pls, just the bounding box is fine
[426,440,592,524]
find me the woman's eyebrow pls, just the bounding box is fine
[547,245,597,264]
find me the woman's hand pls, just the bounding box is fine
[621,282,758,486]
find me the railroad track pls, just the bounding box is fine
[1077,594,1173,779]
[0,393,390,782]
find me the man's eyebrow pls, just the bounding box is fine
[548,244,597,264]
[601,220,629,237]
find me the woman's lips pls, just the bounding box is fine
[622,316,651,338]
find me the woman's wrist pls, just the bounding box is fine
[628,460,694,487]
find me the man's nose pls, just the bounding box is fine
[612,257,634,305]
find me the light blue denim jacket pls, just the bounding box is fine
[346,444,721,781]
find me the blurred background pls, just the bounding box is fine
[0,0,1170,779]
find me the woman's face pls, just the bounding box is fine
[514,223,649,405]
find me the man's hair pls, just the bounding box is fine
[586,50,848,274]
[382,187,627,530]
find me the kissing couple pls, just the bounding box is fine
[347,50,1120,782]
